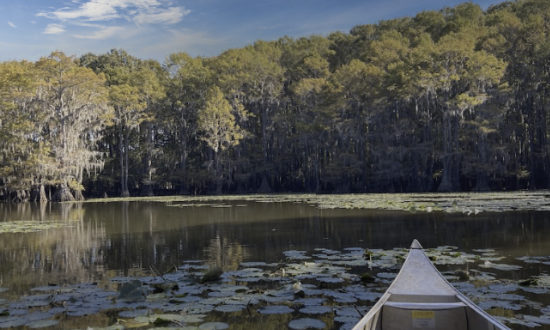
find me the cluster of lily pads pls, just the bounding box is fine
[86,191,550,214]
[0,220,76,234]
[0,245,549,329]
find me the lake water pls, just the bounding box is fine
[0,198,549,329]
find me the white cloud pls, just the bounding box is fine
[8,21,16,28]
[134,6,190,25]
[44,24,66,34]
[36,0,184,24]
[73,26,125,39]
[36,0,188,44]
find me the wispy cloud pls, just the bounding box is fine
[73,26,125,39]
[37,0,188,24]
[134,6,190,25]
[44,24,66,34]
[37,0,189,42]
[8,21,16,29]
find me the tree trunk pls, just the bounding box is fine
[30,185,49,203]
[120,128,130,197]
[73,189,85,201]
[438,114,460,192]
[141,121,154,196]
[474,133,490,191]
[53,183,75,202]
[257,175,272,193]
[214,151,222,195]
[39,185,48,203]
[11,190,29,203]
[528,99,548,189]
[124,131,130,196]
[178,127,189,194]
[30,187,39,202]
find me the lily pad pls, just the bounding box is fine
[27,319,59,328]
[523,315,550,325]
[214,304,245,313]
[258,305,294,314]
[284,250,310,260]
[199,322,229,330]
[118,309,150,318]
[479,262,522,271]
[0,317,26,328]
[0,220,74,233]
[240,262,268,267]
[295,298,325,306]
[299,305,332,314]
[288,318,326,329]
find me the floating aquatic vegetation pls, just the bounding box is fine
[288,318,326,329]
[118,280,147,302]
[425,250,478,266]
[283,250,310,260]
[201,267,223,283]
[86,191,550,214]
[198,322,229,330]
[479,261,522,271]
[298,305,332,315]
[0,220,75,234]
[214,304,245,313]
[239,261,269,267]
[516,256,550,265]
[473,249,496,254]
[26,319,59,329]
[118,309,149,318]
[523,315,550,326]
[534,274,550,287]
[0,243,548,329]
[258,305,294,314]
[295,297,325,306]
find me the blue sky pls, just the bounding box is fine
[1,0,503,62]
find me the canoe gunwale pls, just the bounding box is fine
[351,240,510,330]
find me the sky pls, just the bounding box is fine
[1,0,504,62]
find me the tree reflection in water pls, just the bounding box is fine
[0,202,106,296]
[205,234,249,270]
[1,200,550,298]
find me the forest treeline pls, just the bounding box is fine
[1,0,550,201]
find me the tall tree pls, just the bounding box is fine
[165,53,213,193]
[34,52,112,201]
[198,86,246,193]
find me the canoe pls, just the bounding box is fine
[353,240,510,330]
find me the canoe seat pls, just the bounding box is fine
[384,301,466,310]
[381,303,468,330]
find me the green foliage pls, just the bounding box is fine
[4,1,550,197]
[198,86,245,153]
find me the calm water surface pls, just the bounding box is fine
[0,199,549,328]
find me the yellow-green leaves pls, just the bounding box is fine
[198,87,245,153]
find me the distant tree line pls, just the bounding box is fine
[1,0,550,201]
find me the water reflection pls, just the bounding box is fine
[205,235,249,270]
[1,200,550,296]
[0,203,106,295]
